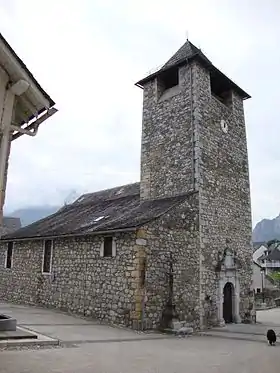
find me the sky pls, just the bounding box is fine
[0,0,280,227]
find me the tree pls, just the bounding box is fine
[268,271,280,287]
[267,239,280,248]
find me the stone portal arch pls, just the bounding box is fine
[217,249,241,325]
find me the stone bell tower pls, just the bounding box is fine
[136,40,253,327]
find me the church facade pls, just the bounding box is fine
[0,41,253,329]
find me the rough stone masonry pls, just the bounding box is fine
[0,40,253,330]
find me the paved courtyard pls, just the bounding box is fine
[0,302,280,373]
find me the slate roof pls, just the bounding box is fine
[0,217,21,236]
[266,249,280,261]
[136,40,250,99]
[1,183,193,241]
[161,40,211,70]
[258,243,280,262]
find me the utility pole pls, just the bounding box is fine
[261,267,265,304]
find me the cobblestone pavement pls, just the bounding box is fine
[0,302,166,344]
[1,335,280,373]
[1,303,280,372]
[257,307,280,326]
[203,308,280,341]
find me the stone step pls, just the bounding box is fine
[0,326,59,349]
[0,337,59,349]
[0,329,37,340]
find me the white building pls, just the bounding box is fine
[253,243,267,263]
[252,242,280,292]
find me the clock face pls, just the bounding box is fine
[221,119,228,133]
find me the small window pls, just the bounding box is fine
[256,288,261,293]
[140,258,147,287]
[5,242,13,269]
[210,71,232,108]
[159,67,179,91]
[104,237,113,257]
[43,240,53,273]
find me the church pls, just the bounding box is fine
[0,40,253,330]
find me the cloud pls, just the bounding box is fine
[1,0,280,227]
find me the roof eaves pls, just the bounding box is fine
[209,64,251,100]
[0,33,55,107]
[135,54,199,88]
[0,227,137,242]
[135,52,250,100]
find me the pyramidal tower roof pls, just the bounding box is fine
[136,40,250,99]
[161,40,211,70]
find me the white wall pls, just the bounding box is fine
[252,262,263,292]
[253,245,267,263]
[0,66,9,114]
[0,66,13,229]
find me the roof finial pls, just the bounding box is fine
[186,30,189,41]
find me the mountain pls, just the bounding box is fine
[4,191,83,228]
[253,214,280,243]
[7,206,61,227]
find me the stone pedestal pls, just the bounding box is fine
[0,314,17,331]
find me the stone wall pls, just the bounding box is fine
[140,64,194,200]
[192,62,253,324]
[0,202,200,331]
[0,232,142,327]
[141,192,201,329]
[139,59,253,328]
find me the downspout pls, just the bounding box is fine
[0,79,30,236]
[10,122,39,137]
[0,85,14,235]
[11,107,57,141]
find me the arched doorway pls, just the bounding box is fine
[223,282,234,323]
